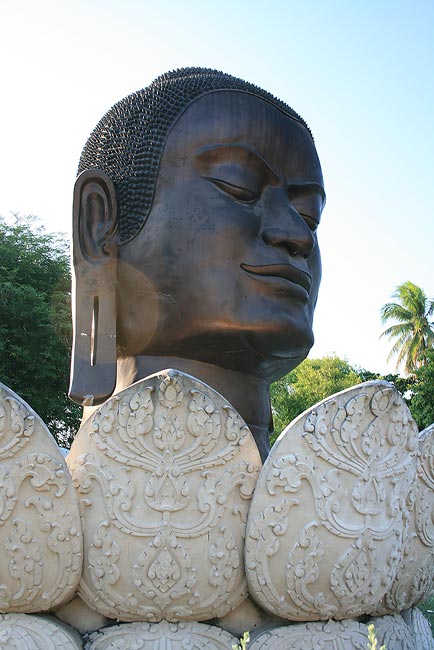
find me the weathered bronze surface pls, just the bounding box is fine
[69,69,325,459]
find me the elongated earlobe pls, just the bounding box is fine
[69,169,118,406]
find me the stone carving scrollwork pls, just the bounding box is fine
[367,614,413,650]
[245,381,418,621]
[248,619,370,650]
[0,613,82,649]
[84,620,238,649]
[376,423,434,613]
[0,383,82,613]
[67,370,261,622]
[401,607,434,650]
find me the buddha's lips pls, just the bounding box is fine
[241,263,312,293]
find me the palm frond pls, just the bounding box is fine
[380,281,434,374]
[380,302,412,323]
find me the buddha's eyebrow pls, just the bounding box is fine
[195,145,326,204]
[288,182,326,205]
[194,144,278,179]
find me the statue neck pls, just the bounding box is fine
[116,355,271,461]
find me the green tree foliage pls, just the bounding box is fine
[270,356,362,442]
[0,215,80,446]
[410,350,434,430]
[357,368,414,407]
[381,281,434,375]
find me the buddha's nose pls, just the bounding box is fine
[261,188,315,259]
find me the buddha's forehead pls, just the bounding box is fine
[162,90,322,183]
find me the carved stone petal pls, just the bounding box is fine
[84,620,238,649]
[67,370,262,622]
[0,382,83,612]
[245,381,418,621]
[0,613,82,649]
[378,423,434,613]
[367,614,413,650]
[402,607,434,650]
[248,619,369,649]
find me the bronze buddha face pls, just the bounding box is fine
[69,69,325,417]
[116,90,324,381]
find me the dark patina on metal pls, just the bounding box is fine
[69,68,325,460]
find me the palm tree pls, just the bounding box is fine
[380,281,434,374]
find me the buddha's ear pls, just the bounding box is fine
[69,170,118,407]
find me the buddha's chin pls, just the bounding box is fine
[243,326,314,378]
[248,314,314,352]
[117,316,314,381]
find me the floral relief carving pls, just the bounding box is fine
[67,370,261,622]
[377,423,434,613]
[245,381,418,621]
[0,383,82,613]
[84,620,238,650]
[0,396,34,460]
[367,614,413,650]
[0,613,82,649]
[285,522,336,620]
[402,607,434,650]
[415,424,434,545]
[248,619,370,650]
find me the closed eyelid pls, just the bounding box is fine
[289,189,324,227]
[299,212,320,231]
[202,163,263,196]
[194,146,279,203]
[205,177,258,202]
[288,183,326,205]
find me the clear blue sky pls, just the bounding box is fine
[1,0,433,375]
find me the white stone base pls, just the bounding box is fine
[84,620,238,649]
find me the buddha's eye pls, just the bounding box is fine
[205,177,259,203]
[299,212,319,232]
[290,194,322,233]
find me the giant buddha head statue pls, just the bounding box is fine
[69,68,325,458]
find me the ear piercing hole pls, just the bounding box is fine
[91,296,99,367]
